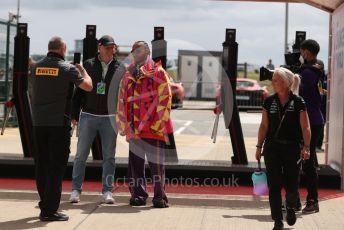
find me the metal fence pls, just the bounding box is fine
[0,101,17,128]
[0,19,16,126]
[235,90,264,109]
[181,81,264,109]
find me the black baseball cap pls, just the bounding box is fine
[98,35,116,46]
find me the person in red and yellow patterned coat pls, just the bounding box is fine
[116,41,173,208]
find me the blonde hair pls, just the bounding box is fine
[273,67,300,95]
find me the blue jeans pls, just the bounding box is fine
[72,112,117,193]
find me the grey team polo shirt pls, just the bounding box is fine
[30,52,84,126]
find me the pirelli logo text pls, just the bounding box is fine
[35,67,59,77]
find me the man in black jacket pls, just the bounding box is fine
[31,36,93,221]
[69,35,124,204]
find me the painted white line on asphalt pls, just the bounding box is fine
[175,120,193,134]
[185,121,193,126]
[175,127,186,135]
[173,120,193,123]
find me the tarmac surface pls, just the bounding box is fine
[0,102,340,229]
[0,183,343,230]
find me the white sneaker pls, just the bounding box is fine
[69,190,80,203]
[102,191,114,204]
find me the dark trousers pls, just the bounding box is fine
[264,141,300,221]
[33,126,71,215]
[301,124,321,202]
[317,124,325,149]
[128,138,168,204]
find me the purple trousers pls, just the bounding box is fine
[128,138,168,204]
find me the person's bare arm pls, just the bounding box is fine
[300,110,311,160]
[256,109,269,161]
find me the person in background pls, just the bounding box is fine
[266,59,275,70]
[298,39,324,213]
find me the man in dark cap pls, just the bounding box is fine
[117,41,173,208]
[70,35,125,204]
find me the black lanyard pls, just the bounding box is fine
[274,98,291,139]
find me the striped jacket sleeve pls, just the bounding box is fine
[150,68,172,135]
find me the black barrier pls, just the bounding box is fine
[151,26,178,162]
[83,25,98,61]
[292,31,306,52]
[82,25,103,160]
[12,23,34,158]
[222,28,248,165]
[152,26,167,69]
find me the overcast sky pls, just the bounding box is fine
[0,0,330,67]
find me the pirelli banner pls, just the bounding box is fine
[329,2,344,190]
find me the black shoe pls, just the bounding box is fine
[273,220,284,230]
[129,198,146,206]
[286,207,296,226]
[153,200,169,208]
[282,200,301,212]
[39,212,69,221]
[302,200,319,214]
